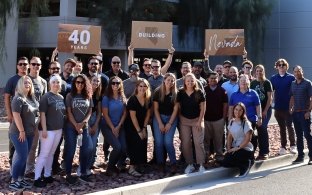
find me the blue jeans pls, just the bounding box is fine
[101,124,127,167]
[292,112,312,158]
[64,124,93,176]
[88,112,100,168]
[9,133,33,180]
[258,107,272,155]
[153,115,177,164]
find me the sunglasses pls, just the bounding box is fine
[112,61,121,65]
[144,64,151,67]
[224,66,231,68]
[18,63,28,66]
[76,81,85,85]
[152,66,160,69]
[50,67,60,70]
[244,66,252,69]
[31,63,41,66]
[111,81,121,85]
[90,62,99,65]
[277,64,286,67]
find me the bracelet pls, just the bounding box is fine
[137,129,143,133]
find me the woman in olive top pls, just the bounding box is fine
[9,75,39,190]
[34,75,66,187]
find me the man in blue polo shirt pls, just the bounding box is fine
[270,58,297,155]
[289,66,312,165]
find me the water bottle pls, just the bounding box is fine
[77,134,83,146]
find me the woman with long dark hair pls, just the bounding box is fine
[221,102,254,177]
[102,76,127,176]
[125,79,152,177]
[64,74,93,184]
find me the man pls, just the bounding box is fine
[86,56,109,93]
[289,66,312,165]
[192,62,207,87]
[204,72,228,162]
[214,64,228,86]
[4,56,29,165]
[222,60,232,79]
[127,43,175,79]
[105,56,129,80]
[72,61,83,77]
[176,61,204,90]
[221,66,239,102]
[123,64,142,98]
[25,57,47,177]
[270,58,297,155]
[60,58,75,92]
[241,60,254,81]
[148,59,165,92]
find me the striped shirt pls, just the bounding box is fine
[290,78,312,110]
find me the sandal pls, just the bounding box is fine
[128,167,142,177]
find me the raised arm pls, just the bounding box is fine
[128,43,134,66]
[51,48,58,62]
[203,49,212,73]
[160,45,175,75]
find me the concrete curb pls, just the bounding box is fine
[88,152,303,195]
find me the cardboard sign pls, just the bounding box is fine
[131,21,172,49]
[205,29,244,56]
[57,24,101,54]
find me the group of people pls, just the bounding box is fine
[4,46,312,191]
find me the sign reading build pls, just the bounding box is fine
[57,24,101,54]
[131,21,172,49]
[205,29,244,56]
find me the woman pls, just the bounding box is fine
[76,74,102,176]
[102,76,127,176]
[229,74,262,155]
[125,79,152,177]
[250,65,273,160]
[9,75,39,190]
[34,75,65,187]
[222,102,254,177]
[64,74,93,184]
[177,73,206,174]
[153,73,178,172]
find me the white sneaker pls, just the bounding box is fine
[279,148,287,155]
[290,146,298,154]
[199,165,206,173]
[184,164,195,174]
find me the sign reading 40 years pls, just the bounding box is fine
[57,24,101,54]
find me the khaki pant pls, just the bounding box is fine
[204,118,225,157]
[179,115,205,164]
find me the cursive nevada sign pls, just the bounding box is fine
[205,29,244,56]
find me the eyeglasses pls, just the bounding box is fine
[90,62,99,66]
[111,81,121,85]
[18,63,28,66]
[50,67,60,71]
[31,63,41,66]
[75,81,85,85]
[112,61,121,65]
[244,66,252,69]
[277,64,286,67]
[144,64,151,67]
[139,85,148,88]
[152,66,160,69]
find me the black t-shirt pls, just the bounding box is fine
[250,79,273,109]
[153,90,174,116]
[177,89,205,119]
[92,93,103,113]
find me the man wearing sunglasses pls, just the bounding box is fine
[123,64,142,99]
[270,58,297,155]
[241,60,254,81]
[86,56,109,94]
[4,56,29,166]
[105,56,129,81]
[24,57,48,178]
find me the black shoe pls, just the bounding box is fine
[44,176,54,183]
[106,165,120,176]
[34,179,47,188]
[52,166,63,175]
[66,175,78,184]
[292,157,304,164]
[9,181,24,191]
[19,179,32,189]
[308,158,312,165]
[238,160,253,178]
[79,175,92,183]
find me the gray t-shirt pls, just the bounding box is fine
[148,75,164,92]
[29,75,47,101]
[228,120,253,151]
[66,93,93,125]
[39,92,66,130]
[9,94,39,136]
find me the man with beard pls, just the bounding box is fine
[123,64,142,98]
[222,60,232,79]
[176,62,204,91]
[214,64,228,86]
[192,61,207,87]
[24,57,47,177]
[4,56,29,166]
[60,58,75,92]
[86,56,109,94]
[105,56,129,80]
[221,66,239,102]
